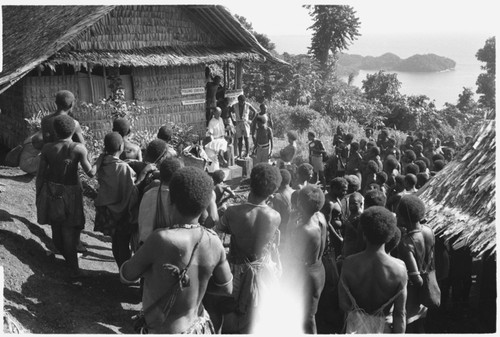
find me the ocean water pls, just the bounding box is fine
[270,33,492,108]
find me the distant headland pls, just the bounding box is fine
[337,52,456,75]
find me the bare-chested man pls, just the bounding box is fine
[112,117,143,162]
[214,163,282,333]
[287,185,327,333]
[339,206,407,333]
[36,115,95,277]
[120,167,233,334]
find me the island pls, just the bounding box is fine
[337,52,456,74]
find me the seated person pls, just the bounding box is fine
[112,118,142,162]
[212,170,235,208]
[339,206,408,333]
[120,167,233,334]
[19,131,44,174]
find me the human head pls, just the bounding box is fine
[297,163,314,183]
[387,137,396,147]
[53,114,75,140]
[157,126,173,142]
[394,174,405,192]
[213,75,221,84]
[112,118,131,137]
[397,194,426,225]
[104,131,123,154]
[55,90,75,111]
[297,185,325,216]
[405,135,414,145]
[404,173,417,190]
[385,226,401,253]
[238,94,246,104]
[287,130,298,143]
[416,172,430,189]
[145,139,169,163]
[364,189,387,208]
[359,139,367,151]
[259,104,267,114]
[366,141,376,151]
[365,127,373,137]
[360,206,396,245]
[433,159,445,172]
[169,167,214,217]
[345,175,361,193]
[414,144,424,155]
[307,131,315,141]
[329,177,348,199]
[344,133,354,144]
[432,154,445,162]
[348,192,364,215]
[376,171,388,185]
[380,128,389,139]
[406,163,420,175]
[160,157,182,184]
[213,107,222,119]
[367,160,379,174]
[279,169,291,187]
[404,150,416,163]
[250,163,282,198]
[414,160,427,174]
[384,156,399,172]
[350,142,359,152]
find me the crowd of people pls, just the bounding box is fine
[29,89,474,334]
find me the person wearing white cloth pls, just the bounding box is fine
[205,108,228,173]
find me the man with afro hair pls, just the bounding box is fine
[36,114,96,278]
[339,206,408,333]
[121,167,233,334]
[286,185,327,333]
[214,163,282,333]
[112,117,142,162]
[41,90,85,144]
[94,132,140,268]
[396,195,435,333]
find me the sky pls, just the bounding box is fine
[222,0,498,36]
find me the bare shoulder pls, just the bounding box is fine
[388,256,408,278]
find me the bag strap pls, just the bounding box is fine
[407,230,432,273]
[141,228,204,318]
[154,183,167,230]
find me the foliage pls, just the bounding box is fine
[24,110,50,133]
[475,37,496,111]
[305,5,361,81]
[362,70,402,104]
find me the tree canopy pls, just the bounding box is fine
[475,37,495,110]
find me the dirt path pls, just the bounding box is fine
[0,166,140,333]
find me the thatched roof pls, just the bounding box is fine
[417,120,496,258]
[1,5,286,94]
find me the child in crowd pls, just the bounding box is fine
[212,169,236,208]
[252,115,273,164]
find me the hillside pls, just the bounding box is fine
[338,52,456,74]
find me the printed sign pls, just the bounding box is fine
[181,87,205,95]
[182,98,205,106]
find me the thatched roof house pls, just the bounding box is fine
[0,5,285,147]
[417,119,496,258]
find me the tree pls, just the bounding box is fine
[456,87,477,112]
[362,71,402,104]
[475,37,495,110]
[306,5,361,81]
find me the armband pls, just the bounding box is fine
[408,271,421,276]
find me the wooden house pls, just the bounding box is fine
[0,5,285,148]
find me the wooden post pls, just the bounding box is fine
[235,62,243,89]
[103,66,108,99]
[1,266,3,331]
[88,65,94,103]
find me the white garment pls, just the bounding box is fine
[207,117,226,139]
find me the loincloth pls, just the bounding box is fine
[181,308,215,334]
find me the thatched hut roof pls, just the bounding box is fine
[1,5,287,94]
[417,120,496,258]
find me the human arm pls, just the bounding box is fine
[214,206,231,234]
[268,128,274,156]
[392,270,408,333]
[206,239,233,296]
[338,263,352,313]
[398,238,423,287]
[73,121,86,145]
[120,230,159,283]
[203,190,219,229]
[36,147,48,195]
[76,144,96,177]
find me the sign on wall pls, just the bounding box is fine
[181,87,205,96]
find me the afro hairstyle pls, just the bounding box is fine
[297,163,314,180]
[433,159,445,171]
[376,171,388,185]
[55,90,75,110]
[385,226,401,253]
[145,139,168,163]
[397,194,426,224]
[404,150,417,162]
[414,144,424,153]
[104,132,123,154]
[404,173,417,187]
[406,163,420,175]
[345,175,361,192]
[307,131,316,138]
[160,157,182,184]
[344,133,354,142]
[112,118,131,137]
[330,177,348,192]
[420,157,431,169]
[364,189,387,208]
[370,146,381,156]
[414,160,427,173]
[416,172,430,189]
[367,183,382,191]
[297,185,325,215]
[212,169,226,184]
[279,169,291,186]
[384,156,400,171]
[157,126,173,142]
[432,154,445,162]
[169,166,214,217]
[250,163,282,198]
[360,206,396,245]
[53,114,76,139]
[367,160,380,173]
[350,141,360,152]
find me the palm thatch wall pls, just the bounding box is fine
[0,5,285,147]
[417,120,496,258]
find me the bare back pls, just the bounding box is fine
[220,203,280,260]
[39,141,86,185]
[340,252,407,315]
